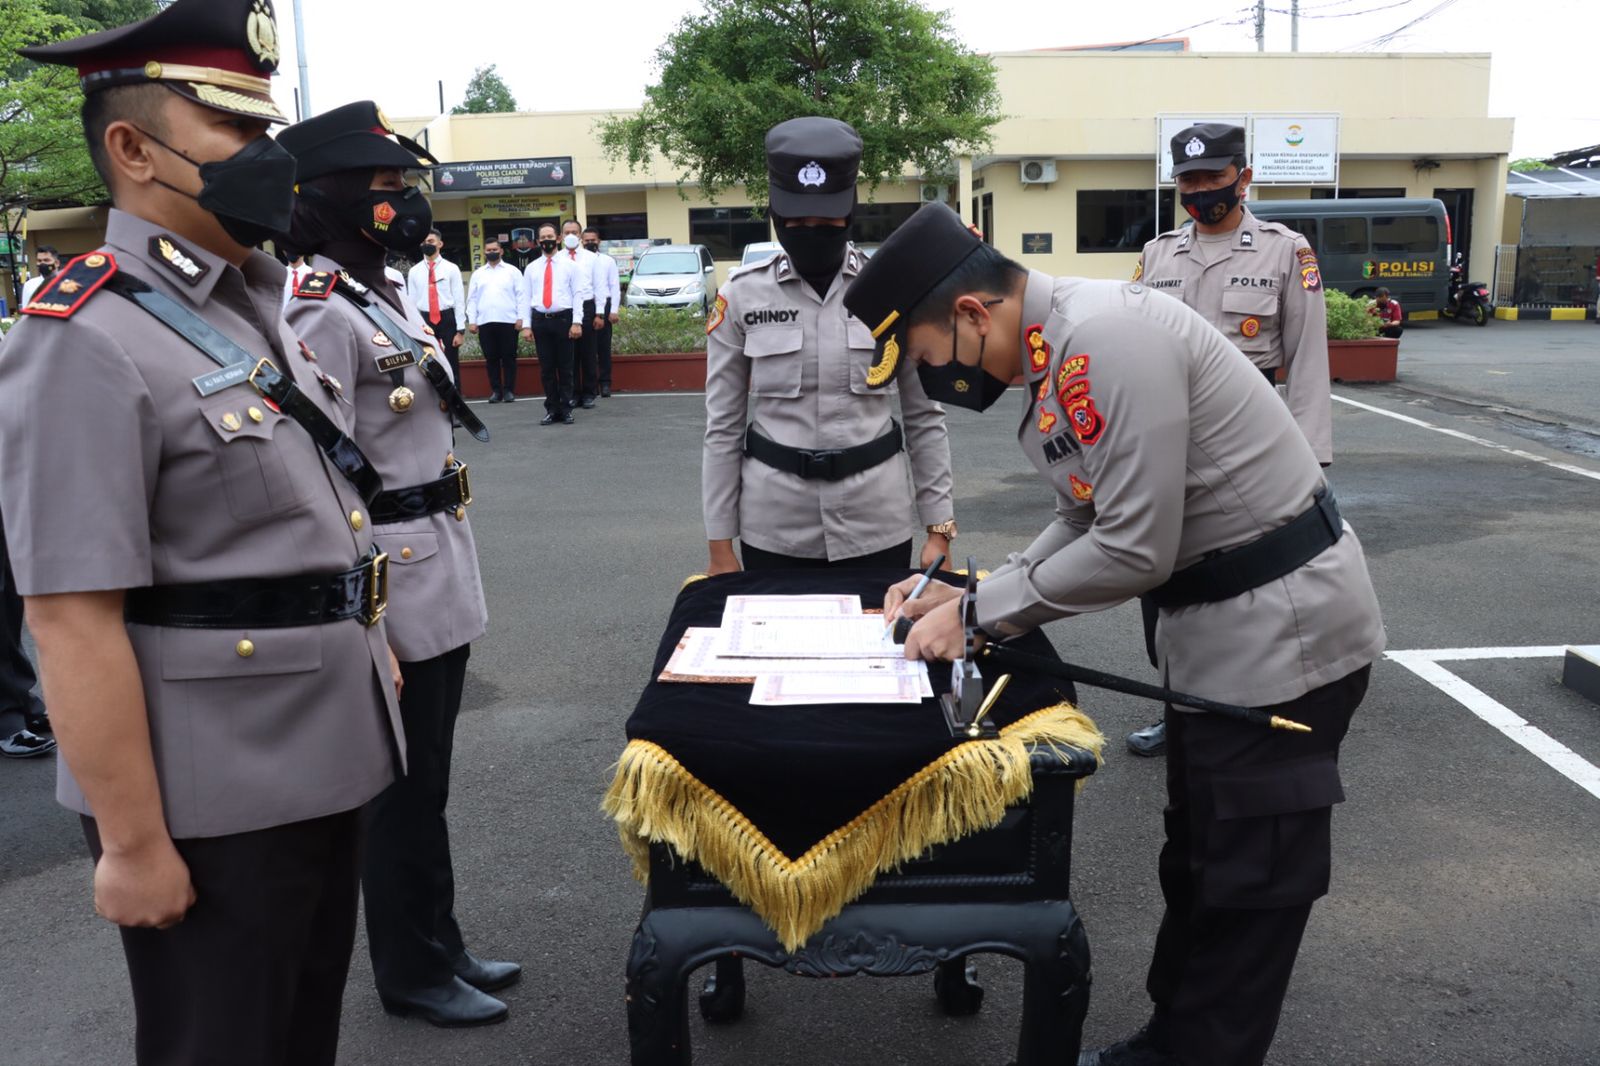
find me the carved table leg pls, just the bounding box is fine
[698,955,747,1023]
[934,955,985,1016]
[626,915,697,1066]
[1014,904,1092,1066]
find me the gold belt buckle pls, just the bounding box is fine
[247,357,279,394]
[453,462,473,507]
[365,551,390,627]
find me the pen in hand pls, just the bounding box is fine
[884,553,946,643]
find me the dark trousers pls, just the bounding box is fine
[362,644,472,994]
[477,321,519,397]
[83,809,362,1066]
[530,311,575,415]
[429,307,463,385]
[742,539,913,571]
[597,306,614,388]
[0,513,45,728]
[573,298,600,401]
[1145,665,1371,1066]
[1378,324,1404,339]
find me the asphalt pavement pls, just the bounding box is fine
[2,320,1598,1065]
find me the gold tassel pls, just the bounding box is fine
[601,703,1104,951]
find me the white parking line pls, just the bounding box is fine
[1386,647,1600,801]
[1333,393,1600,484]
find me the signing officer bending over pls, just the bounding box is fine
[850,203,1384,1066]
[1125,121,1334,759]
[704,117,955,574]
[1,1,404,1062]
[278,102,516,1029]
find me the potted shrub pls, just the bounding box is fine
[1324,288,1397,383]
[453,306,708,398]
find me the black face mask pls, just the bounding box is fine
[774,219,850,279]
[915,301,1010,412]
[1179,175,1244,226]
[355,186,432,252]
[485,251,502,263]
[583,241,600,252]
[142,130,297,247]
[422,243,441,257]
[539,239,559,254]
[37,262,56,279]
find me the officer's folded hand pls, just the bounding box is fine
[93,837,196,930]
[883,574,960,624]
[903,597,966,663]
[567,324,582,340]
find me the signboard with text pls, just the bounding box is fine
[1249,115,1339,185]
[434,157,574,192]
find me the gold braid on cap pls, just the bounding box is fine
[864,310,901,387]
[190,83,286,119]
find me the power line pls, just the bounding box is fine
[1343,0,1461,49]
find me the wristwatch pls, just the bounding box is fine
[926,520,958,539]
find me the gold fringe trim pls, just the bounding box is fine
[680,573,709,590]
[601,703,1103,951]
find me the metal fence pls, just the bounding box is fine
[1491,243,1599,307]
[1492,244,1517,306]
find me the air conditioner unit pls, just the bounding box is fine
[1019,159,1058,185]
[919,183,950,203]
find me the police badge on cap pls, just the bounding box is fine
[766,117,862,218]
[1170,122,1247,177]
[19,0,290,123]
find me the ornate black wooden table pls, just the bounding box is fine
[606,571,1102,1065]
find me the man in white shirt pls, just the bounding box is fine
[407,228,467,383]
[559,220,601,409]
[280,254,312,309]
[521,222,585,425]
[466,239,525,403]
[19,246,61,308]
[583,225,623,398]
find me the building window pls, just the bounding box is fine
[585,213,649,241]
[853,202,919,244]
[689,207,769,261]
[1077,190,1175,252]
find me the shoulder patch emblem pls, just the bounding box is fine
[20,251,118,318]
[1240,316,1261,339]
[1131,258,1143,282]
[1037,407,1058,435]
[1057,355,1090,403]
[1064,393,1107,446]
[294,271,336,299]
[1026,324,1051,373]
[1296,246,1320,270]
[150,235,209,286]
[1069,475,1094,502]
[1240,230,1254,248]
[706,293,728,335]
[1300,265,1322,292]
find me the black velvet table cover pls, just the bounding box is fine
[624,569,1080,861]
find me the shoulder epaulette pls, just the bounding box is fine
[292,271,336,300]
[1254,218,1299,239]
[20,251,118,318]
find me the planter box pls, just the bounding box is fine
[1327,337,1399,383]
[456,352,707,398]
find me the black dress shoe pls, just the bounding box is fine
[580,396,596,409]
[453,951,522,993]
[600,384,611,397]
[503,393,516,402]
[1126,720,1167,757]
[540,412,559,426]
[1078,1020,1177,1065]
[0,728,56,759]
[378,977,508,1028]
[561,411,576,425]
[487,392,504,404]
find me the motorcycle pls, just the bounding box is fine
[1440,252,1491,326]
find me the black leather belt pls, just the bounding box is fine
[744,421,903,481]
[529,309,571,320]
[1138,488,1343,664]
[369,462,472,525]
[124,552,390,629]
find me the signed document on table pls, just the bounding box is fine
[660,596,933,705]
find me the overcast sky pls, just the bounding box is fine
[268,0,1596,161]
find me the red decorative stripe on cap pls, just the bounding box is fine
[77,44,261,80]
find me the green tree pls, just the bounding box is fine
[45,0,159,31]
[598,0,1001,205]
[1509,157,1554,172]
[453,64,518,115]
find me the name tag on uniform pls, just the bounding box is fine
[374,351,417,374]
[192,364,251,397]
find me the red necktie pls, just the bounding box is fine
[426,260,441,325]
[542,258,554,308]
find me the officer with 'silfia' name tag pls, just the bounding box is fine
[0,1,406,1063]
[703,117,955,575]
[1125,122,1335,760]
[277,101,516,1030]
[850,203,1385,1066]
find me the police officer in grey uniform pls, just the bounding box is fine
[850,204,1385,1066]
[703,117,955,575]
[278,102,518,1029]
[1126,122,1334,758]
[0,2,405,1062]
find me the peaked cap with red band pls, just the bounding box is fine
[19,0,289,123]
[276,101,438,183]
